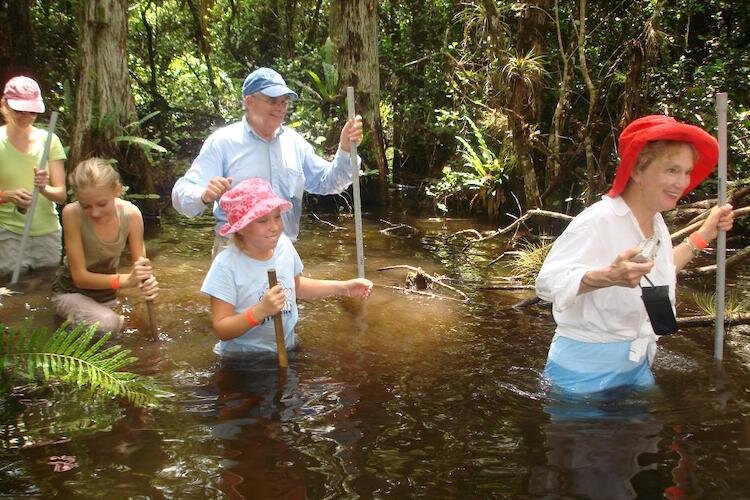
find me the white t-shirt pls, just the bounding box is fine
[201,234,304,355]
[535,196,676,362]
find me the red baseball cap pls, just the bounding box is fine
[608,115,718,197]
[3,76,45,113]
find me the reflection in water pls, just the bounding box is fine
[210,356,308,499]
[530,390,664,500]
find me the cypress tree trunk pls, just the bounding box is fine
[329,0,388,197]
[69,0,157,197]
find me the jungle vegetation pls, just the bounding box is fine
[1,0,748,220]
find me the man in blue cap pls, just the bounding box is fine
[172,67,363,256]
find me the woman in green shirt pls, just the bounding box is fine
[0,76,67,278]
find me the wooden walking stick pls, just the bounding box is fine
[267,268,288,368]
[714,92,728,361]
[10,111,59,285]
[143,282,158,341]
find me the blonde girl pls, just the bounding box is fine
[51,157,158,334]
[0,76,67,277]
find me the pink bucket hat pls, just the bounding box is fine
[608,115,718,197]
[218,178,292,236]
[3,76,45,113]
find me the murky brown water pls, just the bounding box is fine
[2,204,750,498]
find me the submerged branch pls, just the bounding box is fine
[309,212,345,230]
[374,284,467,302]
[376,265,469,301]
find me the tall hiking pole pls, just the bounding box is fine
[714,92,728,361]
[11,111,59,285]
[267,269,288,368]
[346,87,365,279]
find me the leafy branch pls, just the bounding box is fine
[0,322,157,407]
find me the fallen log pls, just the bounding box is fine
[679,245,750,277]
[376,264,469,301]
[677,312,750,328]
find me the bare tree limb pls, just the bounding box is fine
[671,206,750,242]
[309,212,345,230]
[679,245,750,277]
[376,265,469,301]
[373,284,466,302]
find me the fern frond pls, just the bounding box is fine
[0,322,157,407]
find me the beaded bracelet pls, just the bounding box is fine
[245,307,259,328]
[683,236,699,256]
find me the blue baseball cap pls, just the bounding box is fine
[242,68,299,99]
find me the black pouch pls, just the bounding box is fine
[640,278,678,336]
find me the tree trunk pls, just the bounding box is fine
[619,2,662,128]
[507,1,549,209]
[329,0,388,197]
[577,0,600,203]
[70,0,157,198]
[543,0,573,202]
[185,0,220,115]
[0,0,37,86]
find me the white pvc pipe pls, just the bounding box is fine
[346,86,365,279]
[715,93,728,361]
[11,111,59,285]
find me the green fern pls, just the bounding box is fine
[0,322,157,407]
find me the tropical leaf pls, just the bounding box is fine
[0,322,157,407]
[114,135,168,153]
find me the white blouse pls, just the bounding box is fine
[535,196,676,363]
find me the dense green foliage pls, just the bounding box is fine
[6,0,749,220]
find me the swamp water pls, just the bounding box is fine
[2,207,750,499]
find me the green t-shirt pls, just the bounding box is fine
[0,126,66,236]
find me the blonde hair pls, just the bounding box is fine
[633,140,697,173]
[68,157,122,193]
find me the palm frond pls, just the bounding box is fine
[0,322,157,407]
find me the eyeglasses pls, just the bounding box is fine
[253,94,293,109]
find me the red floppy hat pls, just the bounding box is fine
[607,115,718,197]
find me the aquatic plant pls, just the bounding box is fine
[0,322,156,407]
[687,290,747,317]
[507,241,552,284]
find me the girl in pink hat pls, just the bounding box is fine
[535,115,734,394]
[0,76,67,277]
[201,177,372,356]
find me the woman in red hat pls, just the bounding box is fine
[0,76,67,278]
[535,115,734,394]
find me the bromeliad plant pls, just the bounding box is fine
[427,115,515,219]
[0,322,157,407]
